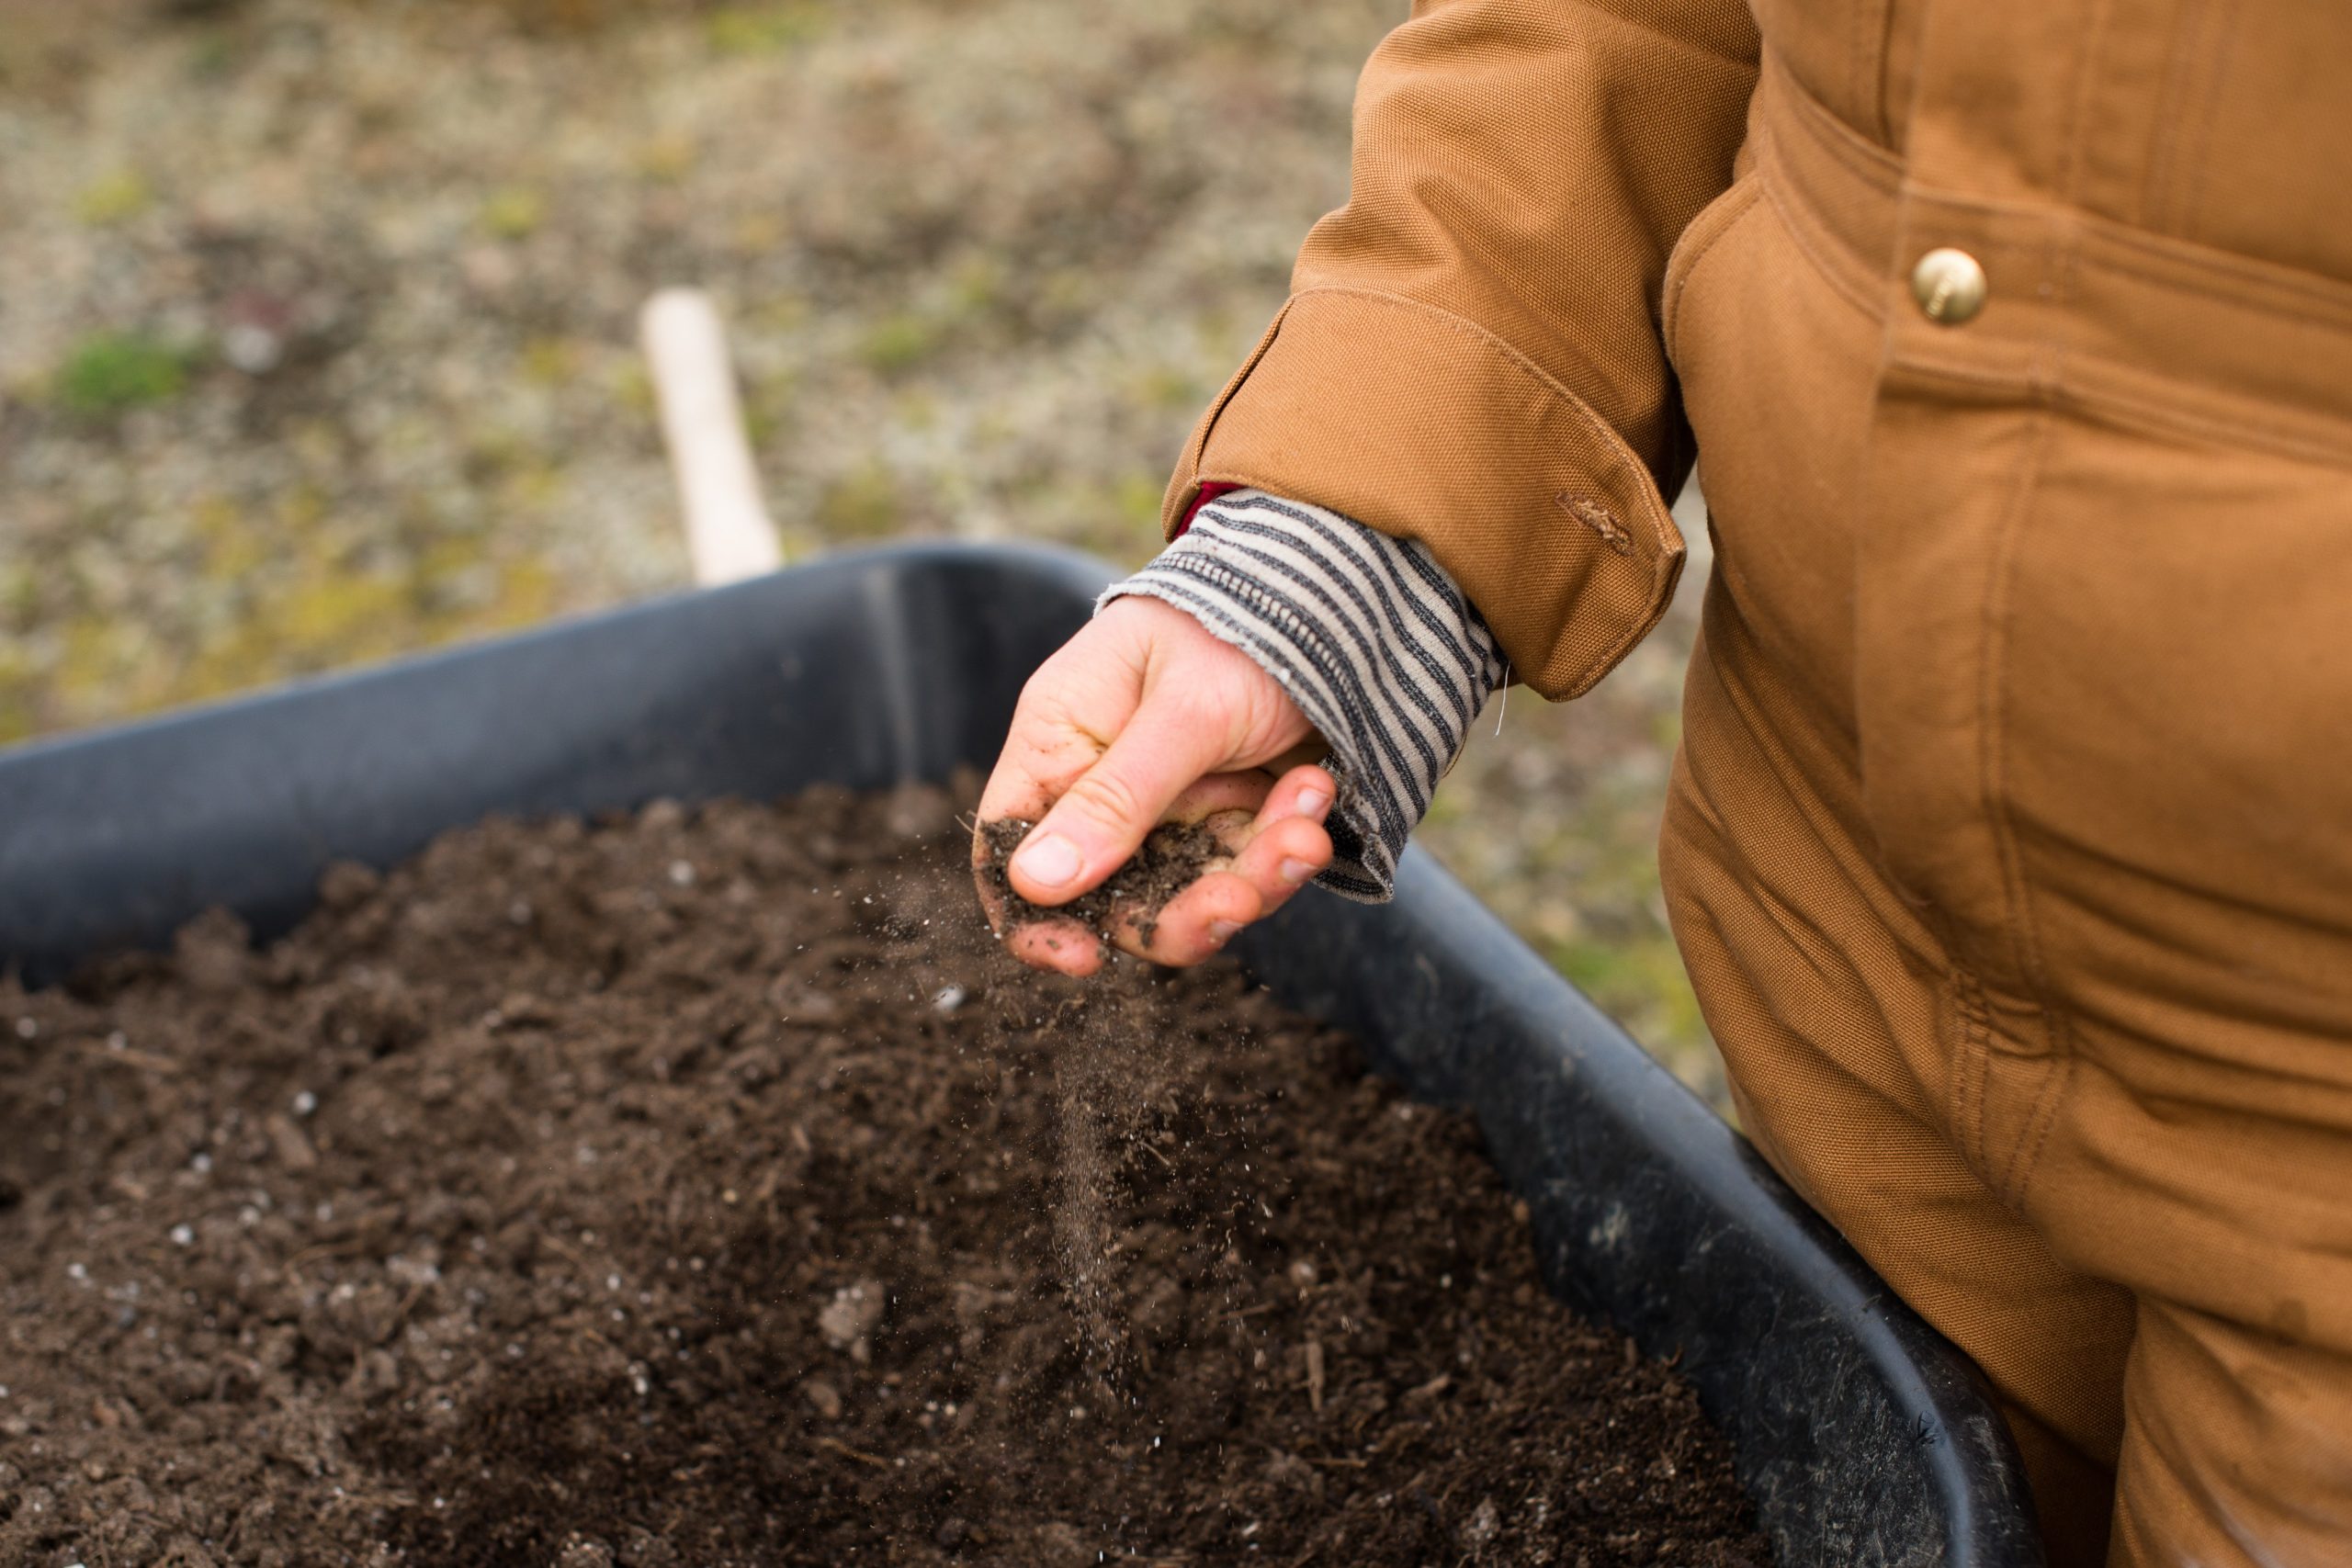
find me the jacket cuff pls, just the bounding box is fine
[1101,490,1503,903]
[1160,287,1685,700]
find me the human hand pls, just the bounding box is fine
[972,596,1336,976]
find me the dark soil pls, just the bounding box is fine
[0,784,1768,1568]
[976,816,1232,947]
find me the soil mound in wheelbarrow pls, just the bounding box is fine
[0,784,1767,1567]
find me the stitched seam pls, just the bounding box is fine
[2045,0,2109,409]
[1662,175,1768,364]
[1772,39,2352,320]
[1867,168,2352,322]
[1971,1007,1996,1184]
[1971,1028,1993,1182]
[1848,0,1875,160]
[2055,369,2352,469]
[1871,0,1909,152]
[1975,410,2076,1203]
[1168,303,1291,536]
[1977,411,2053,996]
[2078,232,2352,326]
[1758,163,1883,323]
[2140,0,2211,231]
[1551,548,1682,700]
[2006,1049,2076,1207]
[1954,971,1995,1179]
[2037,185,2086,401]
[2178,0,2243,246]
[2052,0,2116,210]
[1868,0,1897,148]
[1279,286,1680,554]
[1934,199,2352,323]
[1887,350,2352,471]
[1769,46,1905,192]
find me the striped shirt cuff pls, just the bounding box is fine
[1099,490,1504,902]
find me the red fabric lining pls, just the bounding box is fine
[1174,481,1243,538]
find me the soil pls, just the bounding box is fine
[0,784,1769,1568]
[976,816,1232,948]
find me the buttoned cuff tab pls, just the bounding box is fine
[1161,288,1684,700]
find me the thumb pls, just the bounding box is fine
[1008,689,1229,906]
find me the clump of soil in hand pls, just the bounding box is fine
[976,815,1231,947]
[0,785,1769,1567]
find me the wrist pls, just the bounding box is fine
[1100,489,1503,903]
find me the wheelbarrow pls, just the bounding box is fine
[0,542,2043,1566]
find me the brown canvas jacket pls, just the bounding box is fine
[1161,0,2352,699]
[1159,6,2352,1559]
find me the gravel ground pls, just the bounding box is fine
[0,0,1724,1105]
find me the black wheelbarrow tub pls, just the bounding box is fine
[0,542,2041,1567]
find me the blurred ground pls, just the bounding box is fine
[0,0,1724,1106]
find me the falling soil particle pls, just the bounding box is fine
[977,815,1231,947]
[0,784,1769,1567]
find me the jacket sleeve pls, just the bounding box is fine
[1161,0,1760,699]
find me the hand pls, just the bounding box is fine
[973,596,1337,976]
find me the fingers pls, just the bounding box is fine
[1004,687,1229,908]
[1157,769,1276,825]
[971,813,1114,976]
[975,784,1271,977]
[983,766,1338,976]
[1113,869,1262,966]
[1001,917,1112,978]
[1106,764,1337,966]
[1223,764,1337,919]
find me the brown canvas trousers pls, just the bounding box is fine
[1162,4,2352,1562]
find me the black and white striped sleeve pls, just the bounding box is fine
[1098,489,1506,903]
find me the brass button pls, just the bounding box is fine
[1911,247,1987,325]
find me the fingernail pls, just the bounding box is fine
[1013,832,1082,888]
[1207,919,1242,944]
[1295,788,1330,820]
[1278,857,1313,886]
